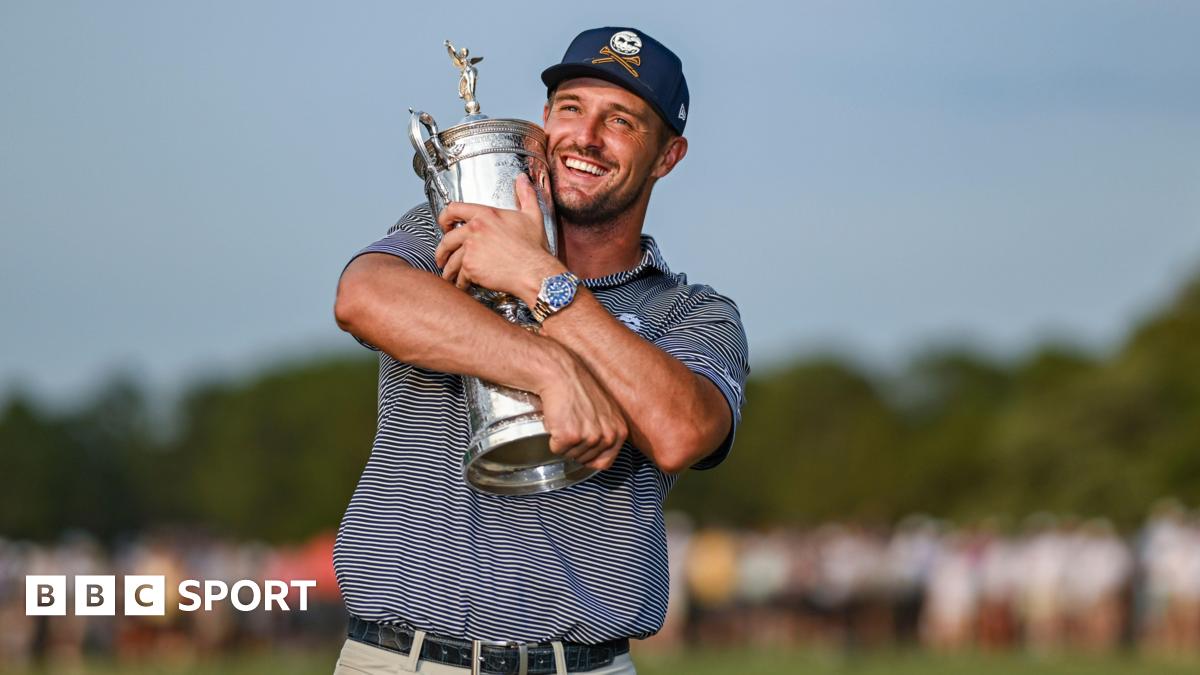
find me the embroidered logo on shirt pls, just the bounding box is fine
[617,313,643,333]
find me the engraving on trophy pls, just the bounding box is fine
[490,155,527,203]
[445,40,483,115]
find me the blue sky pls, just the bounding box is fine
[3,1,1199,404]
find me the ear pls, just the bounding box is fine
[651,135,688,179]
[542,101,551,127]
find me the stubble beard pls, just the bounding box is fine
[549,152,648,231]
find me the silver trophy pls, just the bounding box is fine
[408,41,596,495]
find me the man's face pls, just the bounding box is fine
[543,78,667,228]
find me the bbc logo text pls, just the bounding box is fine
[26,575,317,616]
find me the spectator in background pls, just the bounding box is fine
[1065,519,1132,651]
[684,528,739,644]
[0,539,37,669]
[1018,515,1070,652]
[883,516,940,644]
[976,523,1020,650]
[921,530,979,650]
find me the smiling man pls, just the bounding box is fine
[332,27,749,675]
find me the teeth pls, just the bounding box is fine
[564,157,608,176]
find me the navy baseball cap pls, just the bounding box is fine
[541,27,690,136]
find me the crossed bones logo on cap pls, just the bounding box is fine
[592,47,641,77]
[591,31,642,78]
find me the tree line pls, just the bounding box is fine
[3,271,1200,543]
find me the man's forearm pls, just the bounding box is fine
[535,289,732,473]
[335,251,722,473]
[335,253,562,393]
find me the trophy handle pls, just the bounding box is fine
[408,109,452,203]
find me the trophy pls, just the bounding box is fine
[408,41,596,495]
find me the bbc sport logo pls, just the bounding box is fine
[26,575,317,616]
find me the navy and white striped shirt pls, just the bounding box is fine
[334,204,749,643]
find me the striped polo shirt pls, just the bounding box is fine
[334,204,749,644]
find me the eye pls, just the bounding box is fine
[612,116,631,127]
[559,104,580,113]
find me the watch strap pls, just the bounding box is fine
[532,297,553,323]
[532,271,580,323]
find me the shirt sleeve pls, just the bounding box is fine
[341,204,442,351]
[652,286,751,470]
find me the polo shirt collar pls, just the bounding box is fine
[581,235,673,289]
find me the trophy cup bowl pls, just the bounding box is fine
[407,43,597,495]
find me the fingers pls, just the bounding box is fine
[585,447,620,471]
[434,226,467,267]
[437,202,490,233]
[562,440,597,461]
[513,173,543,221]
[436,205,458,234]
[539,361,627,472]
[441,248,466,286]
[548,428,592,458]
[553,422,625,470]
[547,432,575,456]
[561,430,603,461]
[570,423,623,463]
[572,442,609,466]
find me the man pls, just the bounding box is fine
[331,27,749,675]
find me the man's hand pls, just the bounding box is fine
[533,340,628,470]
[435,173,564,303]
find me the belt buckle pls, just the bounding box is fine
[470,638,529,675]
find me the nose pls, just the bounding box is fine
[573,113,605,152]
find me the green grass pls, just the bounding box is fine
[637,648,1200,675]
[11,646,1200,675]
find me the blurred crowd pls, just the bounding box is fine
[8,504,1200,667]
[658,503,1200,656]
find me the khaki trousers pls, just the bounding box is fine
[332,635,637,675]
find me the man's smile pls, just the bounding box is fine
[559,154,612,179]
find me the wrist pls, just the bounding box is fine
[528,336,574,395]
[521,257,568,307]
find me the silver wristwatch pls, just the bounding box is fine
[532,271,580,323]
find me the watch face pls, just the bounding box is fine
[544,275,576,310]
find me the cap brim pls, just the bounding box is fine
[540,63,676,134]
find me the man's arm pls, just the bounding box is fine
[335,251,627,467]
[434,178,739,474]
[336,252,547,392]
[536,289,734,474]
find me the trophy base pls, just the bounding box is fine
[464,416,597,495]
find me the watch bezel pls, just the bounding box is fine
[535,271,579,321]
[543,276,574,309]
